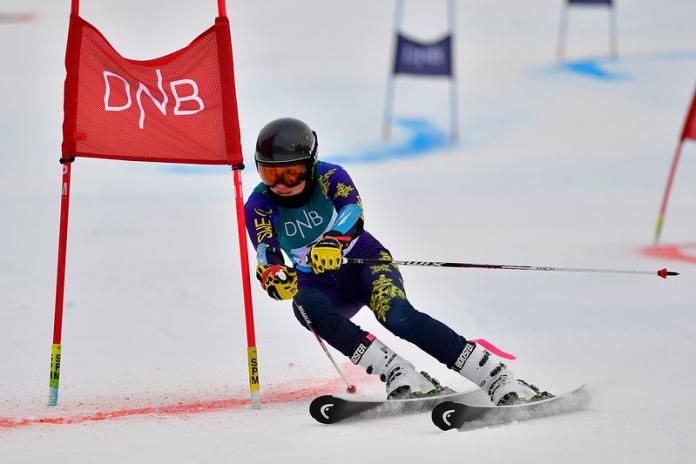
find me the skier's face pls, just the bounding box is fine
[270,180,306,197]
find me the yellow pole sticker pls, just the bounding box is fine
[50,344,62,388]
[247,346,260,392]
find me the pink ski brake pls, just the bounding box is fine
[471,338,517,360]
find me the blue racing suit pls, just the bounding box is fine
[244,161,467,368]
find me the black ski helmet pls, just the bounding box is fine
[254,117,318,167]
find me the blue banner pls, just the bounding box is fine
[393,34,452,76]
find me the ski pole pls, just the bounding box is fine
[294,301,357,394]
[344,258,679,279]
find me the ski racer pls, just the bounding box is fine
[244,117,548,405]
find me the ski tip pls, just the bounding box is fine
[431,401,460,431]
[309,395,340,424]
[658,268,679,279]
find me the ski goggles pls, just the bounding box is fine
[257,162,309,188]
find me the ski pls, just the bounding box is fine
[309,389,479,424]
[431,384,587,431]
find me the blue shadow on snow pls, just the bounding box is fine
[553,49,696,81]
[561,59,626,80]
[160,117,450,174]
[324,118,450,165]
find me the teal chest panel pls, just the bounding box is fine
[275,187,336,253]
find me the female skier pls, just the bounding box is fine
[244,117,547,404]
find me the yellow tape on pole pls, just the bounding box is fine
[654,214,665,245]
[247,346,261,408]
[48,344,61,405]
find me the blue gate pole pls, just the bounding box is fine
[382,0,404,140]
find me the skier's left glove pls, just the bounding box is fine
[256,264,298,300]
[309,234,350,274]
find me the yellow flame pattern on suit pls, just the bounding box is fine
[318,168,336,197]
[356,196,365,219]
[370,264,392,275]
[370,274,407,322]
[334,183,354,199]
[371,250,397,276]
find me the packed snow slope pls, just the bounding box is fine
[1,0,695,463]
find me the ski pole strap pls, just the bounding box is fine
[343,258,679,279]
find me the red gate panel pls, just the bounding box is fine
[62,15,242,165]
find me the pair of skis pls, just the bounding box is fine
[309,385,586,430]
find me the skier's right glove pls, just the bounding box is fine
[255,264,298,300]
[309,234,350,274]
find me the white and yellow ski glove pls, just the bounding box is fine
[256,264,298,300]
[309,235,350,274]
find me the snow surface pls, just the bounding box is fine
[2,0,696,462]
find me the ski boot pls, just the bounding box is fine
[350,334,452,400]
[453,340,553,405]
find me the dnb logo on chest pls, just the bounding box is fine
[284,210,324,238]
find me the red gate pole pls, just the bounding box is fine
[217,0,227,17]
[47,0,79,407]
[654,140,685,245]
[232,167,261,408]
[218,0,260,408]
[655,86,696,244]
[49,159,74,406]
